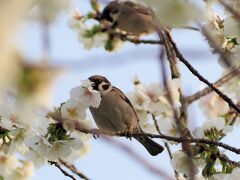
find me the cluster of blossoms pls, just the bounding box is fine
[3,0,240,179]
[169,91,238,178]
[203,1,240,100]
[61,79,101,128]
[171,150,240,180]
[58,0,240,179]
[197,92,234,139]
[203,9,240,67]
[0,153,34,180]
[175,1,240,177]
[25,0,240,179]
[0,79,102,178]
[127,77,238,177]
[68,5,122,51]
[198,0,240,176]
[68,0,203,51]
[127,77,181,137]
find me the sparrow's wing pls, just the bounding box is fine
[122,1,152,16]
[112,86,140,122]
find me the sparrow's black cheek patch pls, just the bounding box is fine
[102,84,109,90]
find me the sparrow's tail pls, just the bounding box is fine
[135,135,164,156]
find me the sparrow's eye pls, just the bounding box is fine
[91,82,98,90]
[112,10,118,14]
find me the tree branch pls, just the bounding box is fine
[217,153,240,168]
[104,28,163,45]
[153,14,195,178]
[59,159,90,180]
[218,0,240,20]
[49,161,77,180]
[152,114,180,180]
[186,67,239,104]
[66,122,240,156]
[167,34,240,114]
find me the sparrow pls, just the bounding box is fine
[88,75,164,156]
[100,0,156,36]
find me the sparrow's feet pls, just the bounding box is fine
[129,36,141,42]
[124,128,133,140]
[91,128,100,139]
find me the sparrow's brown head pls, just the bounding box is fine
[88,75,112,94]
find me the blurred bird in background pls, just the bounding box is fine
[100,1,156,36]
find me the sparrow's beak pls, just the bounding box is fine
[100,8,113,22]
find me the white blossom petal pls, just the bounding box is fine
[172,151,198,176]
[70,80,101,108]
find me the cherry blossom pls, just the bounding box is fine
[70,79,101,108]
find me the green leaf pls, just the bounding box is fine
[46,123,70,144]
[220,159,234,174]
[202,161,217,177]
[105,38,114,51]
[86,12,97,19]
[84,25,101,38]
[204,127,224,141]
[228,37,239,45]
[0,127,10,139]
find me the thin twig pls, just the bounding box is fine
[168,34,240,114]
[228,100,240,125]
[148,134,240,155]
[74,123,240,169]
[153,12,196,179]
[230,113,239,126]
[217,153,240,168]
[159,26,194,180]
[186,67,239,104]
[151,114,180,180]
[98,1,164,45]
[107,30,163,44]
[49,161,77,180]
[218,0,240,20]
[199,145,240,168]
[49,113,240,164]
[155,24,180,139]
[70,124,240,155]
[176,26,200,31]
[123,38,163,45]
[159,30,180,78]
[47,110,240,156]
[200,24,235,68]
[102,136,173,180]
[59,159,90,180]
[151,114,162,135]
[163,31,192,138]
